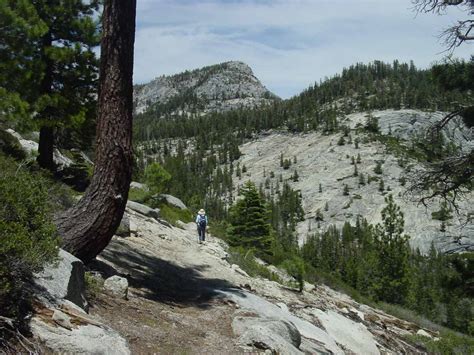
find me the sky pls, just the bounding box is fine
[134,0,473,99]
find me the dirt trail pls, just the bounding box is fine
[88,213,247,354]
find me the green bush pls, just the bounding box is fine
[228,247,281,283]
[84,272,104,302]
[144,162,171,195]
[0,154,59,326]
[281,257,306,292]
[158,204,193,227]
[128,187,151,204]
[406,331,474,355]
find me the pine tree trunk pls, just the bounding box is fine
[37,126,55,170]
[37,32,55,171]
[57,0,136,263]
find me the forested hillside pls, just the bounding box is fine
[134,60,471,143]
[133,60,473,219]
[131,59,473,336]
[1,0,473,352]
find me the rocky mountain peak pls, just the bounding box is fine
[133,61,279,115]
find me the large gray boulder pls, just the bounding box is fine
[130,181,148,190]
[158,194,187,210]
[5,128,37,155]
[31,316,130,355]
[34,249,87,311]
[126,200,160,219]
[104,275,128,299]
[233,314,302,354]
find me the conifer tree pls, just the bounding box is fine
[292,169,299,182]
[379,179,385,192]
[227,181,274,258]
[57,0,136,262]
[0,1,46,123]
[374,161,383,175]
[373,195,411,303]
[8,0,100,170]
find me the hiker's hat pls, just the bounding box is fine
[198,209,206,215]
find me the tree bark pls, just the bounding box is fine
[37,126,55,170]
[37,32,55,171]
[57,0,136,263]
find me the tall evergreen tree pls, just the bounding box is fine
[227,181,274,258]
[373,194,411,303]
[0,0,45,123]
[1,1,100,170]
[57,0,136,262]
[35,0,100,169]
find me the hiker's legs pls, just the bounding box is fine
[202,226,206,242]
[198,226,204,242]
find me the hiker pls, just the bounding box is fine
[196,209,208,243]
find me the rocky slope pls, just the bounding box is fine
[88,206,438,354]
[133,61,278,115]
[233,109,473,254]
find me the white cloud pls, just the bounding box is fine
[134,0,473,98]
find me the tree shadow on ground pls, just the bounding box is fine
[88,240,245,309]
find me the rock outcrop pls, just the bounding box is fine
[233,109,473,253]
[34,249,88,311]
[126,200,160,219]
[32,249,130,354]
[104,275,129,299]
[158,193,188,210]
[133,61,278,115]
[85,205,438,354]
[232,314,302,354]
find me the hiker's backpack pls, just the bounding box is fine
[198,214,207,228]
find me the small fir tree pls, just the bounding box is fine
[292,169,299,182]
[227,181,274,258]
[343,184,350,196]
[374,161,383,175]
[379,179,385,192]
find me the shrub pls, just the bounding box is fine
[374,161,383,175]
[406,331,474,355]
[84,272,104,302]
[128,187,151,204]
[144,162,171,195]
[158,204,193,227]
[281,257,306,292]
[431,201,452,221]
[365,114,380,133]
[228,247,281,282]
[0,154,59,331]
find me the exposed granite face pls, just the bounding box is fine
[133,61,278,115]
[232,110,473,254]
[345,109,473,152]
